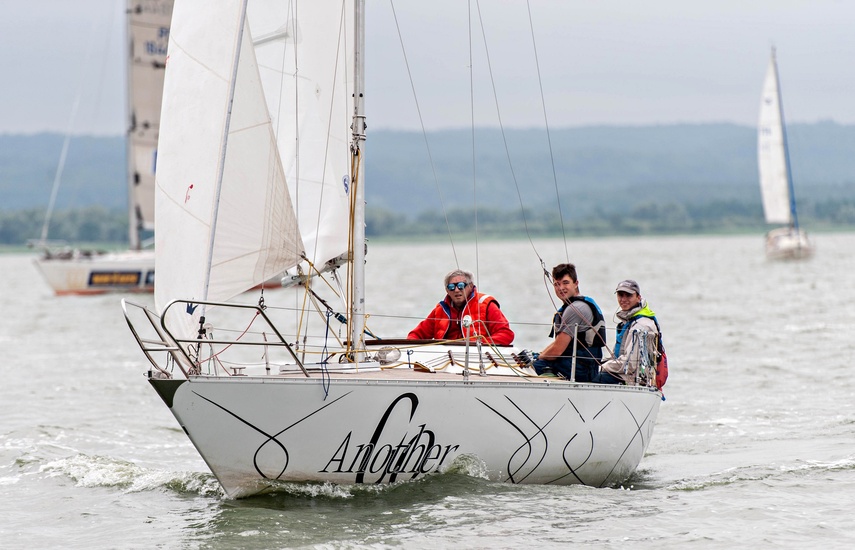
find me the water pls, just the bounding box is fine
[2,233,854,548]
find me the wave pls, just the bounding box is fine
[38,453,222,496]
[668,455,855,492]
[31,450,496,502]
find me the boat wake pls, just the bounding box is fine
[38,453,221,496]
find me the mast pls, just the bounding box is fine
[350,0,367,358]
[772,48,800,231]
[125,0,140,250]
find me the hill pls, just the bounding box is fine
[0,134,125,211]
[369,121,855,218]
[2,123,854,242]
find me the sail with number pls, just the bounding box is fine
[127,0,173,249]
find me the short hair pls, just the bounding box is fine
[552,263,577,283]
[444,269,474,286]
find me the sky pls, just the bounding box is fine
[3,0,854,135]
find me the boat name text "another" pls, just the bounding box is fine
[321,393,460,483]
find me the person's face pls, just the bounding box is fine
[553,275,579,302]
[616,290,641,311]
[445,276,471,307]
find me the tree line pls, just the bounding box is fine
[366,198,855,238]
[0,206,129,246]
[4,198,854,246]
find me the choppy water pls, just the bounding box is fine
[2,233,855,549]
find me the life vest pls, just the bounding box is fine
[614,304,656,355]
[434,292,499,341]
[551,296,607,361]
[614,307,668,390]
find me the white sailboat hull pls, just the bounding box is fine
[765,227,815,261]
[133,0,665,500]
[34,249,154,295]
[149,372,660,498]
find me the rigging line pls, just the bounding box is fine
[267,0,302,327]
[771,49,800,231]
[287,0,300,275]
[197,311,262,362]
[468,0,480,285]
[526,0,569,262]
[92,0,120,134]
[253,0,300,300]
[295,278,314,354]
[307,284,380,340]
[388,0,459,268]
[345,148,361,350]
[264,0,305,323]
[38,13,104,244]
[474,0,543,263]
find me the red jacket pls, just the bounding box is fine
[407,289,514,345]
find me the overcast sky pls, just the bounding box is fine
[3,0,853,135]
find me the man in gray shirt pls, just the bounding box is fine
[533,263,606,382]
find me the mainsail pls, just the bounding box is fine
[155,0,354,335]
[757,49,795,226]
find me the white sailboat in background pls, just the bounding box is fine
[122,0,663,499]
[757,48,815,261]
[33,0,173,295]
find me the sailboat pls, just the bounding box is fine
[33,0,173,295]
[122,0,663,499]
[757,48,815,261]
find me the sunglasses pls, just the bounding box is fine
[446,282,468,291]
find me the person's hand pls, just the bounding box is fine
[517,349,538,365]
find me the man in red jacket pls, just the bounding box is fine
[407,269,514,345]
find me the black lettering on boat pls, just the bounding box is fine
[419,443,443,473]
[437,444,461,469]
[355,393,418,483]
[320,392,462,483]
[350,443,374,473]
[321,431,352,473]
[369,443,395,474]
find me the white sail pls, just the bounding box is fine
[127,1,173,249]
[155,0,308,327]
[757,51,792,225]
[249,1,355,271]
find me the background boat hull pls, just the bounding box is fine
[765,228,815,260]
[33,249,154,295]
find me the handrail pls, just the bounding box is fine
[122,298,189,377]
[159,299,308,377]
